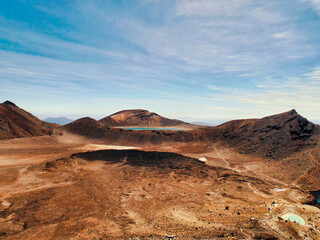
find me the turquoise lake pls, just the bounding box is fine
[121,127,183,131]
[312,191,320,203]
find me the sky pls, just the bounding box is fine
[0,0,319,124]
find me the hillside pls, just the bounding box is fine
[65,109,320,160]
[1,107,320,239]
[201,109,320,159]
[0,101,56,140]
[99,109,187,127]
[62,117,107,138]
[3,147,316,239]
[63,119,203,144]
[63,109,196,142]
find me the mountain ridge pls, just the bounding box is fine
[63,108,320,160]
[0,101,56,140]
[202,109,320,159]
[1,102,319,161]
[99,109,187,127]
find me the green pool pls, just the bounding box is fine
[281,213,305,225]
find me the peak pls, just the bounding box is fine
[65,117,100,127]
[76,117,97,122]
[2,100,17,107]
[287,109,297,115]
[108,109,154,122]
[274,109,298,116]
[111,109,150,115]
[263,109,300,120]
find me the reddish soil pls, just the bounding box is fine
[1,103,320,239]
[0,101,56,140]
[99,109,187,127]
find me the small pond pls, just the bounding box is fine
[307,190,320,208]
[281,213,305,225]
[311,191,320,203]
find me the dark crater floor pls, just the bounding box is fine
[70,149,209,176]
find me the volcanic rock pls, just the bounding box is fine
[71,149,208,177]
[201,109,320,159]
[0,101,56,140]
[99,109,187,127]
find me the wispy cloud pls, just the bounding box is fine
[0,0,319,120]
[302,0,320,14]
[305,66,320,81]
[113,0,316,74]
[201,67,320,120]
[208,85,230,92]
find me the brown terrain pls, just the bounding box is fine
[99,109,188,127]
[202,109,319,159]
[0,101,56,140]
[1,101,320,239]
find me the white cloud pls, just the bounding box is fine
[304,67,320,81]
[302,0,320,14]
[0,1,319,121]
[208,85,230,91]
[203,67,320,120]
[112,0,314,75]
[176,0,285,24]
[176,0,252,17]
[273,32,290,39]
[0,1,315,76]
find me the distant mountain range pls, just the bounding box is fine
[1,100,320,190]
[62,109,191,139]
[1,101,319,162]
[65,109,318,158]
[43,117,74,125]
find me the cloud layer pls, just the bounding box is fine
[0,0,319,121]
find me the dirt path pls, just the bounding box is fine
[210,144,290,188]
[212,145,231,169]
[247,182,270,198]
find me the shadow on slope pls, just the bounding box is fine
[71,149,209,177]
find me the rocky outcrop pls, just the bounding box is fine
[201,109,320,159]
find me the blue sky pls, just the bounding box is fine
[0,0,319,123]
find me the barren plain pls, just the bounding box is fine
[1,102,320,239]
